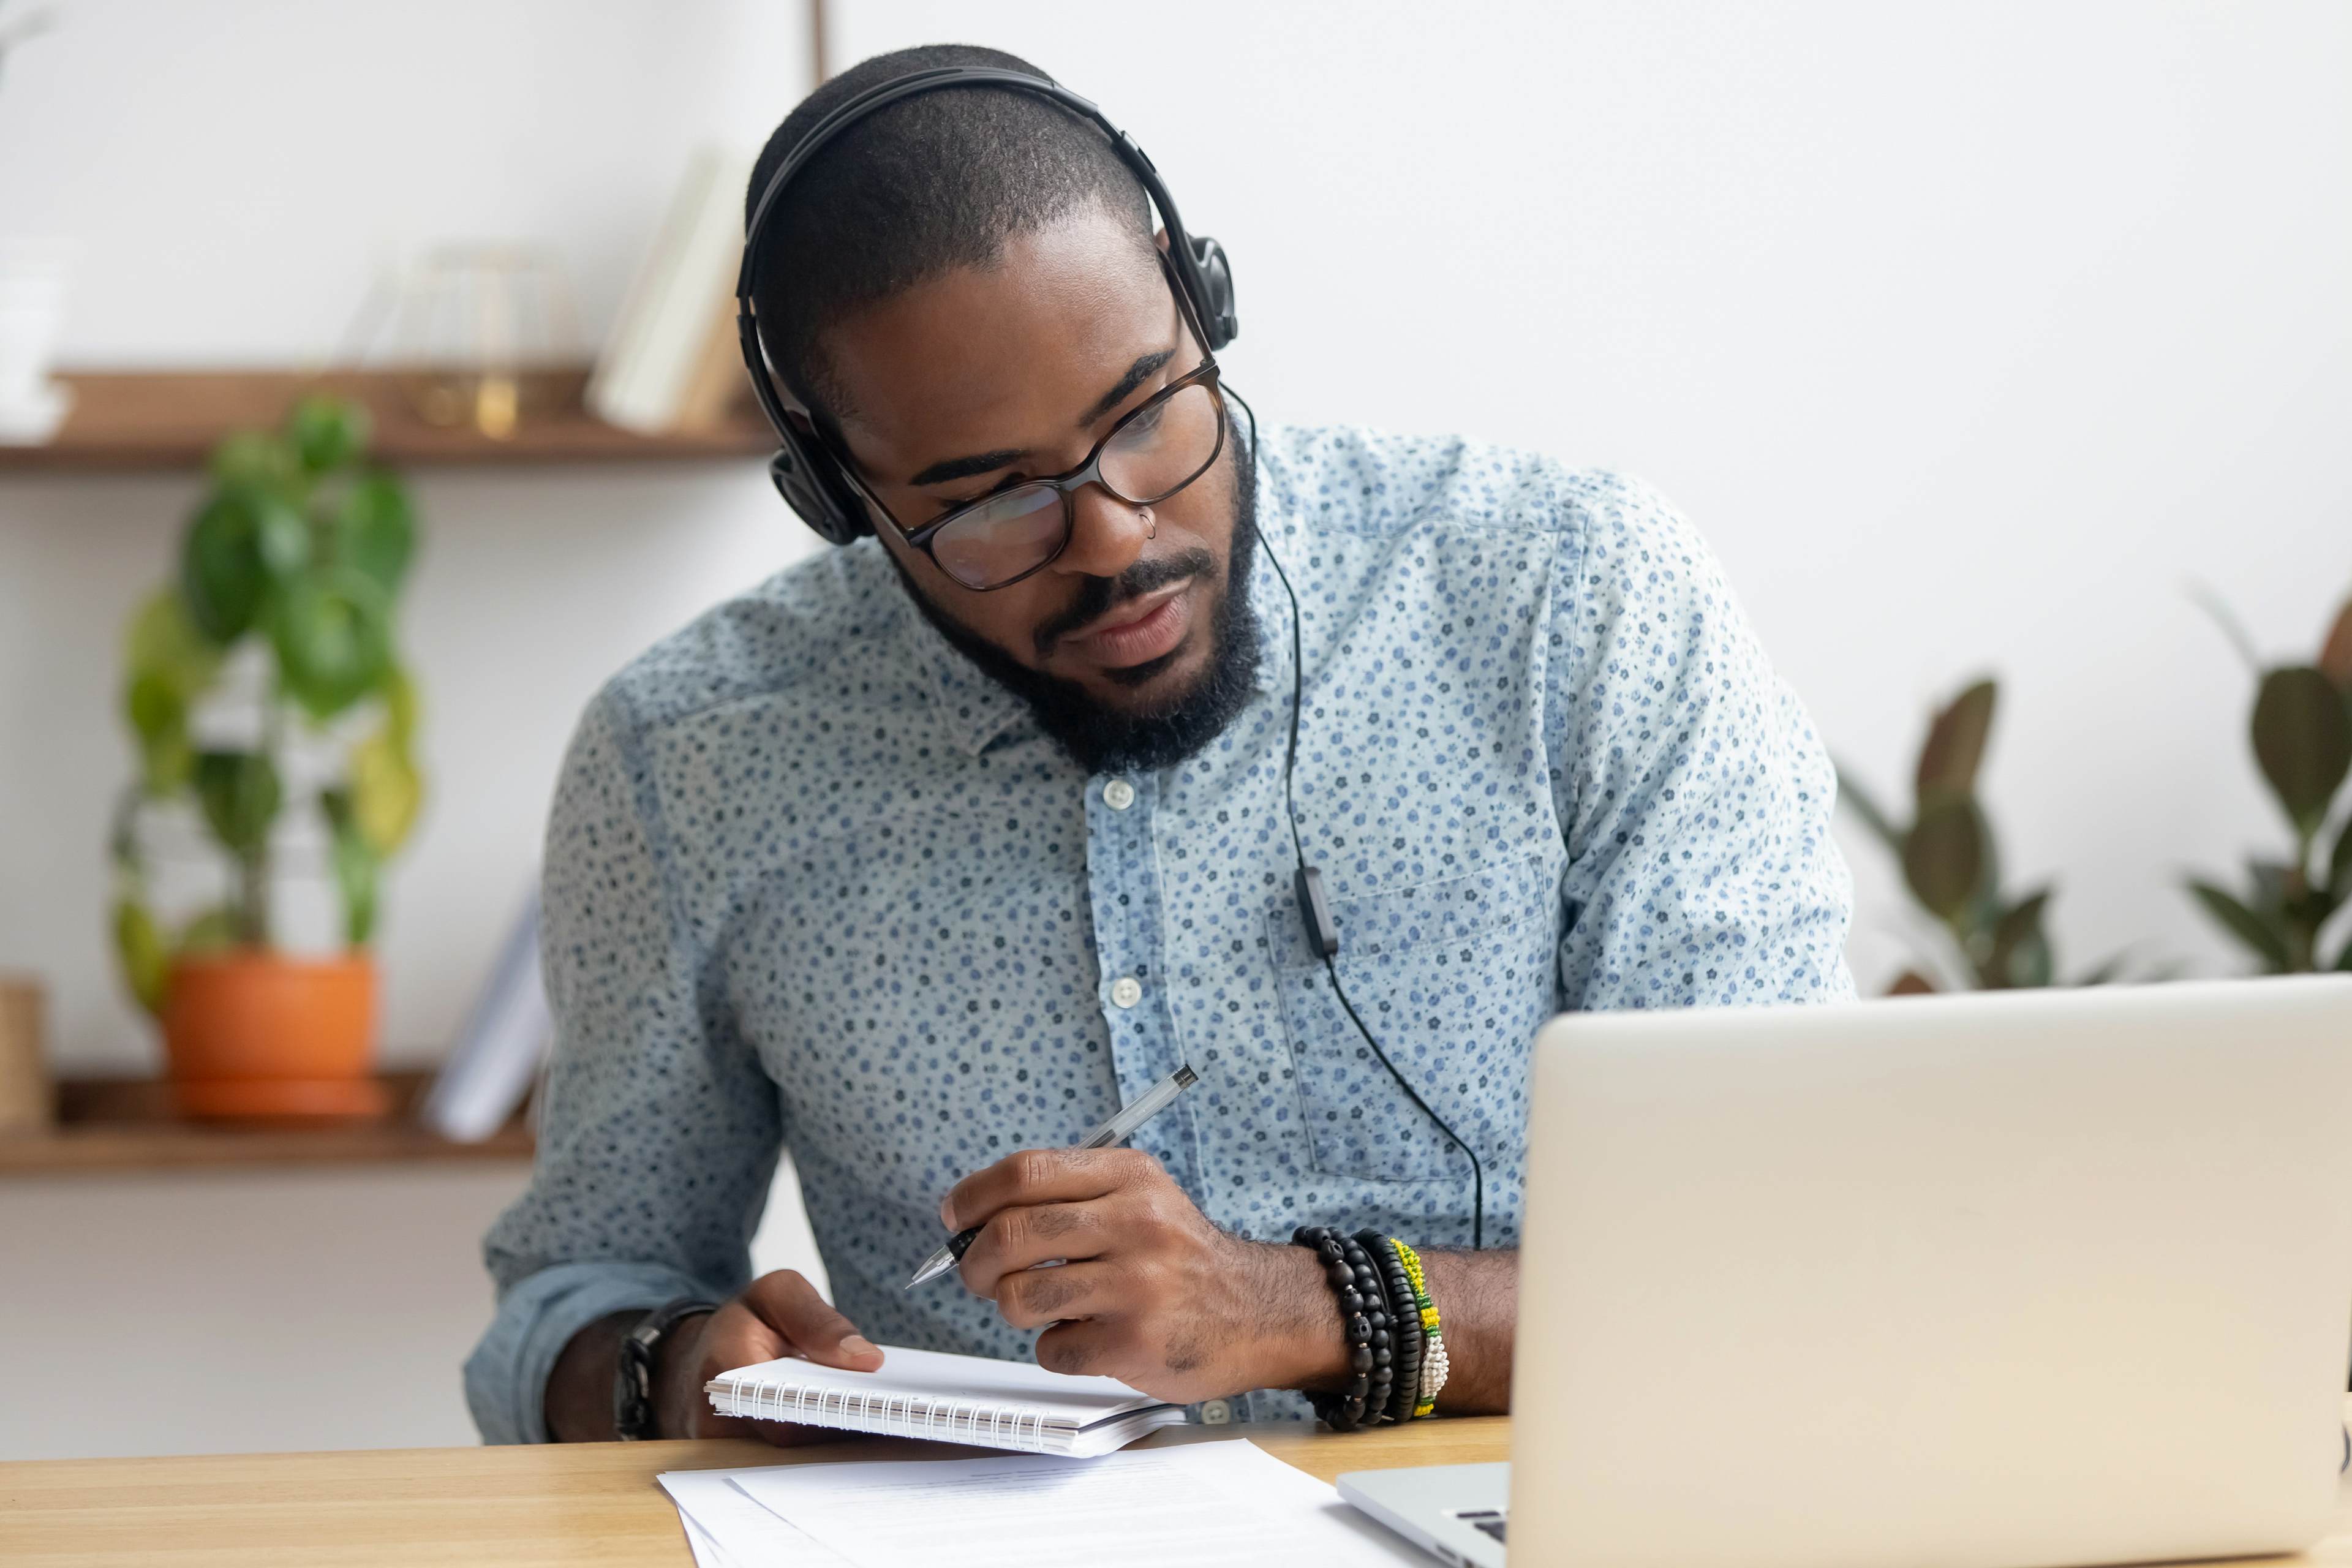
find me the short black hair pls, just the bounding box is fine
[744,44,1156,432]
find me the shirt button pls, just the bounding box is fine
[1103,778,1136,811]
[1199,1398,1231,1425]
[1110,976,1143,1009]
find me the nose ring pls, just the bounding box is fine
[1137,506,1156,539]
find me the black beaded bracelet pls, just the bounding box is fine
[1340,1230,1394,1428]
[1293,1226,1395,1431]
[1360,1231,1425,1425]
[1294,1227,1371,1429]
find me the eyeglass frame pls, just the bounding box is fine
[821,254,1229,592]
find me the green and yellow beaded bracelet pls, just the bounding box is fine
[1390,1238,1445,1417]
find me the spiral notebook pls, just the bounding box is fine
[705,1345,1186,1456]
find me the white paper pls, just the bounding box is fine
[660,1467,857,1568]
[680,1516,731,1568]
[728,1438,1434,1568]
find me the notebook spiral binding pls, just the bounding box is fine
[737,1376,1056,1452]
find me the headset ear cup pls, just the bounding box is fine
[1188,234,1238,349]
[769,435,872,546]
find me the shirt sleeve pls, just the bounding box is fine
[463,682,784,1444]
[1545,474,1856,1008]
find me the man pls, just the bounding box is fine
[466,43,1853,1446]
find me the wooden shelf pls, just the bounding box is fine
[0,367,774,471]
[0,1069,534,1175]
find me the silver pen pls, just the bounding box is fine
[904,1063,1200,1289]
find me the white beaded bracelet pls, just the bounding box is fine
[1418,1331,1450,1409]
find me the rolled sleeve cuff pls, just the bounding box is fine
[464,1260,718,1444]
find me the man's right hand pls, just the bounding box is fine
[654,1270,884,1441]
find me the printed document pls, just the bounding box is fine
[725,1436,1431,1567]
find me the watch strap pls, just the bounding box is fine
[613,1297,718,1441]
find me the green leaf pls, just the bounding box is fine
[123,669,179,741]
[2245,856,2294,917]
[348,724,423,856]
[125,589,224,698]
[194,750,282,856]
[287,394,371,474]
[269,565,393,720]
[1904,796,1986,922]
[382,663,420,748]
[2251,666,2352,838]
[1915,679,1997,805]
[1986,888,2052,988]
[2010,930,2056,989]
[1834,765,1905,856]
[180,488,304,643]
[112,898,169,1016]
[320,787,379,947]
[123,670,194,796]
[180,491,267,643]
[2187,878,2294,971]
[255,497,312,582]
[333,470,417,594]
[2074,949,2135,986]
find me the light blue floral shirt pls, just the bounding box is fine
[466,423,1855,1442]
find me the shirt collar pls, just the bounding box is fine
[897,593,1032,758]
[1245,550,1294,700]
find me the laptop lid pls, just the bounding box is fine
[1509,976,2352,1568]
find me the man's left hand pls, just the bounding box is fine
[942,1147,1349,1404]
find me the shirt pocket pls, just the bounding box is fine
[1267,853,1558,1184]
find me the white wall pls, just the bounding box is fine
[0,1159,827,1458]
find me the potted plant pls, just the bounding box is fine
[2185,589,2352,973]
[111,395,424,1117]
[1840,678,2138,992]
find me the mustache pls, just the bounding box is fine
[1033,548,1218,658]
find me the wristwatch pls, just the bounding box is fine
[613,1297,718,1441]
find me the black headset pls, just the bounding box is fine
[735,65,1238,546]
[734,66,1485,1249]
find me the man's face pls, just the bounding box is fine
[819,206,1242,721]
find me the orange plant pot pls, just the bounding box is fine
[160,951,388,1120]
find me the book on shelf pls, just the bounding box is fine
[589,145,757,435]
[418,886,551,1143]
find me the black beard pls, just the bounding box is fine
[894,456,1262,777]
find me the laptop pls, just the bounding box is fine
[1341,976,2352,1568]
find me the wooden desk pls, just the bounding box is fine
[0,1419,1507,1567]
[10,1411,2352,1566]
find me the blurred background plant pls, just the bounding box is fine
[1840,678,2136,993]
[110,395,424,1014]
[2185,587,2352,973]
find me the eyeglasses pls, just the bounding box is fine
[839,358,1229,592]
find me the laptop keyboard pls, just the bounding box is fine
[1455,1509,1507,1543]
